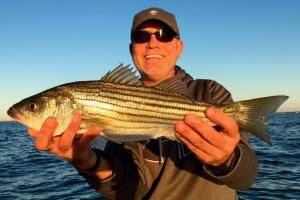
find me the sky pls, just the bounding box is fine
[1,0,299,121]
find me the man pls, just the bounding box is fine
[28,7,258,200]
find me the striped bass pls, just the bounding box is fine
[7,65,288,144]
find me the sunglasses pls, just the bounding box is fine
[131,29,178,43]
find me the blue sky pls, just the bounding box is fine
[1,0,299,121]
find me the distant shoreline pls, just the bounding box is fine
[0,120,17,123]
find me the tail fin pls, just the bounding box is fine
[230,95,289,144]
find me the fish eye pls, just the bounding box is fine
[28,103,37,111]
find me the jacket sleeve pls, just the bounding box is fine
[194,80,259,191]
[79,142,147,199]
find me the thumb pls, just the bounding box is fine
[205,107,239,137]
[28,128,38,137]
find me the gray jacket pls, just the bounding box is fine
[81,66,259,200]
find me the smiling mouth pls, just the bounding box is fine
[145,55,163,59]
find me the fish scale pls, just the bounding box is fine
[70,83,204,120]
[58,81,211,141]
[7,64,289,144]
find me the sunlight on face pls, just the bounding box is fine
[131,21,184,86]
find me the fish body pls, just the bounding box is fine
[7,65,288,144]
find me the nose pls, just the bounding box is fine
[147,34,159,49]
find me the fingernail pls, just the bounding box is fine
[185,114,200,126]
[96,126,103,134]
[206,107,216,117]
[72,113,82,123]
[90,126,103,135]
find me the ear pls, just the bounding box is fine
[176,40,184,59]
[129,43,133,55]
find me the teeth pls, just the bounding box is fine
[145,55,163,59]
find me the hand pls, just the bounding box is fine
[28,112,102,170]
[175,107,240,167]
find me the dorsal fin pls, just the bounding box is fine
[155,73,194,102]
[101,64,142,86]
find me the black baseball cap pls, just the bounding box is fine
[131,7,180,38]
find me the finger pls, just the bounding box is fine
[28,128,38,137]
[176,129,228,166]
[175,130,212,163]
[35,117,58,150]
[45,137,66,158]
[206,108,240,154]
[183,114,223,147]
[186,113,240,153]
[47,137,60,151]
[205,107,239,138]
[175,121,218,155]
[79,126,102,147]
[59,112,82,152]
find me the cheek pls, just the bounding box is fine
[132,47,143,64]
[165,47,178,65]
[132,45,145,56]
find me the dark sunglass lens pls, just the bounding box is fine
[132,29,177,43]
[132,31,151,43]
[156,29,176,42]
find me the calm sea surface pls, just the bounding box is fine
[0,113,299,200]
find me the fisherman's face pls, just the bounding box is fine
[130,21,184,86]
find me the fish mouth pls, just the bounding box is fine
[7,107,17,118]
[7,107,27,125]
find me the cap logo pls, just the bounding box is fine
[149,10,158,15]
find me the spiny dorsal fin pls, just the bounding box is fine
[155,74,194,102]
[101,64,142,86]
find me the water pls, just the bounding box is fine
[238,112,300,200]
[0,113,299,199]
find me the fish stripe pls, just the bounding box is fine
[82,102,181,123]
[69,85,208,113]
[76,98,187,121]
[62,81,214,136]
[74,95,207,119]
[68,81,194,105]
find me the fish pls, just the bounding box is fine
[7,64,288,144]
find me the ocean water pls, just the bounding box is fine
[0,113,299,200]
